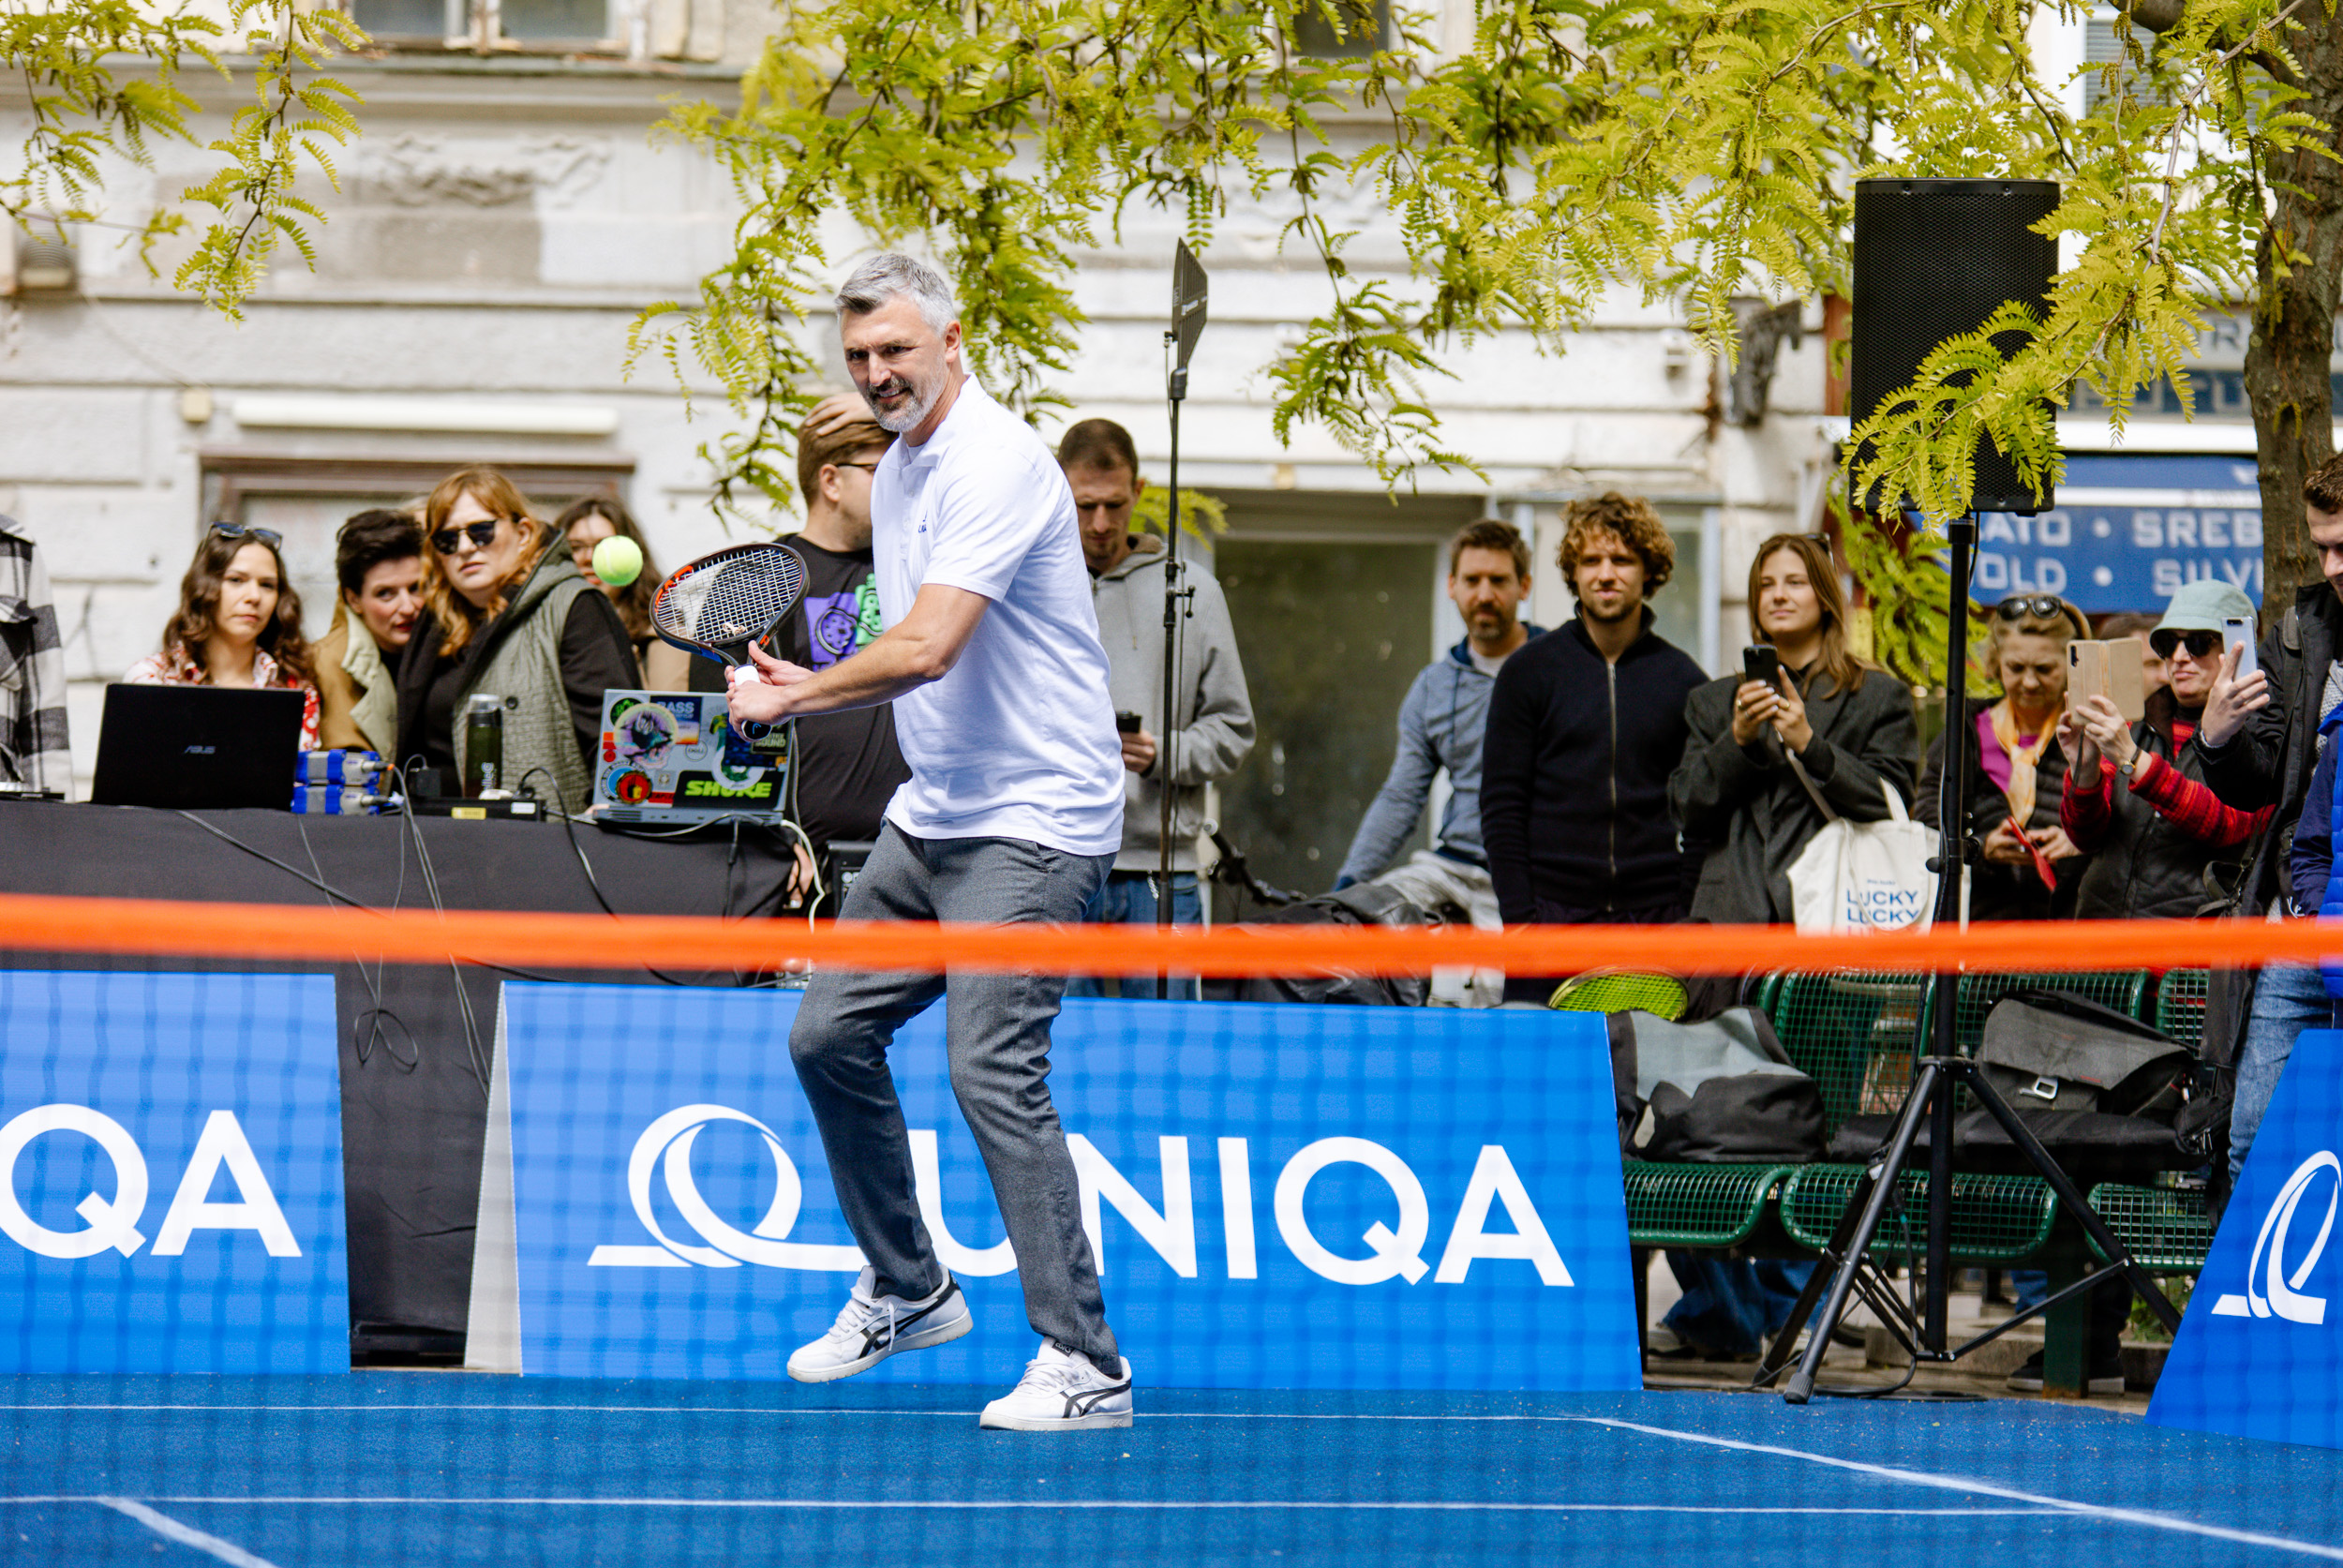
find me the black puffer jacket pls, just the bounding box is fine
[2073,684,2255,919]
[1917,709,2080,922]
[1669,662,1920,924]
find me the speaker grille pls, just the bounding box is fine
[1851,178,2058,514]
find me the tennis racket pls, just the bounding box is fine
[650,543,808,738]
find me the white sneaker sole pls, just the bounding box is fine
[977,1405,1133,1432]
[786,1307,972,1384]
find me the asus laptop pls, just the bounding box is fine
[91,683,303,810]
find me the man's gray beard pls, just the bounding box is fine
[866,374,937,435]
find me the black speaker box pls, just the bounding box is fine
[1850,178,2059,514]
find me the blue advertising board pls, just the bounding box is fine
[0,969,348,1374]
[2149,1029,2343,1448]
[1972,453,2263,613]
[471,986,1637,1391]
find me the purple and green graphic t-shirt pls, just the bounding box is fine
[692,534,908,849]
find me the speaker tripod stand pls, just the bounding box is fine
[1755,515,2183,1402]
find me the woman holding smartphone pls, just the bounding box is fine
[2060,579,2273,919]
[1656,532,1917,1363]
[1916,595,2088,921]
[1669,533,1918,926]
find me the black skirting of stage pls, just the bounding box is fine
[0,799,799,1348]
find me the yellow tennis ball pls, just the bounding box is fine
[591,535,644,588]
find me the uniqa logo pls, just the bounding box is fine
[0,1105,301,1261]
[589,1107,1574,1288]
[2213,1150,2339,1325]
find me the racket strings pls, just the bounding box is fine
[654,552,807,649]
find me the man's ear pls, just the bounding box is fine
[1131,474,1148,503]
[943,319,964,359]
[819,463,844,506]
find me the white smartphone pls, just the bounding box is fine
[2224,615,2259,679]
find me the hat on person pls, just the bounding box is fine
[2155,579,2257,633]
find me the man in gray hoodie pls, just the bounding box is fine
[1058,418,1256,998]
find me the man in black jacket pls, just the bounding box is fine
[2199,453,2343,1187]
[1481,493,1706,998]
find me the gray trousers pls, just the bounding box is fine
[788,823,1120,1363]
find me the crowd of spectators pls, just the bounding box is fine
[10,400,2341,1393]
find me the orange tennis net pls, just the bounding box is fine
[0,890,2334,975]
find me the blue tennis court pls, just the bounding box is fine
[4,1376,2338,1566]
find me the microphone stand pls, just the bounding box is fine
[1157,350,1193,999]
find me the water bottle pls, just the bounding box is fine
[463,694,504,797]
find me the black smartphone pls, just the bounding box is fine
[1114,710,1143,734]
[1742,645,1780,689]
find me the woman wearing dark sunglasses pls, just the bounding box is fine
[392,467,639,810]
[125,523,321,750]
[2059,579,2273,920]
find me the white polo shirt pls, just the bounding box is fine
[871,377,1126,857]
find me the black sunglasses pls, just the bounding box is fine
[2149,628,2225,660]
[210,521,283,550]
[1994,593,2087,638]
[431,518,505,555]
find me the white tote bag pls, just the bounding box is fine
[1783,757,1938,934]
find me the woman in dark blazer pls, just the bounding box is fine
[1654,532,1918,1362]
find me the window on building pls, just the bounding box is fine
[1294,0,1389,57]
[351,0,619,51]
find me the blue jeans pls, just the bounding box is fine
[1066,872,1202,1001]
[1661,1256,1813,1356]
[2231,963,2339,1186]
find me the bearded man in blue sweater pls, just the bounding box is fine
[1335,519,1543,1006]
[1480,493,1706,1000]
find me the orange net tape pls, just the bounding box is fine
[0,891,2336,976]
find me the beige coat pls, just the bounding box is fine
[313,605,398,754]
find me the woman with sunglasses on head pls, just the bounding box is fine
[2059,580,2274,919]
[126,523,321,751]
[556,495,662,665]
[392,467,639,812]
[1916,594,2088,921]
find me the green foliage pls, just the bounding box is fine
[1133,485,1230,542]
[4,0,362,316]
[645,0,2327,561]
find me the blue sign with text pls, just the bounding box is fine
[1973,453,2263,613]
[486,987,1638,1391]
[0,969,348,1374]
[2149,1029,2343,1448]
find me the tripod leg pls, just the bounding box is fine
[1783,1063,1943,1404]
[1954,1063,2184,1335]
[1755,1228,1850,1385]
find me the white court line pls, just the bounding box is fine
[0,1497,2059,1516]
[1569,1416,2343,1562]
[92,1497,282,1568]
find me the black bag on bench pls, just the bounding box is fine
[1825,988,2201,1183]
[1609,1007,1827,1163]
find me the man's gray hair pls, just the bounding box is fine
[835,253,958,335]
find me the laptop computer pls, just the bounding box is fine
[592,689,790,825]
[91,683,304,810]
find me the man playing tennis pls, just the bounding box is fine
[724,253,1132,1431]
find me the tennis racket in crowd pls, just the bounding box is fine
[649,542,808,738]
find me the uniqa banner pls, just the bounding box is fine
[2150,1029,2343,1447]
[468,986,1637,1390]
[0,970,348,1374]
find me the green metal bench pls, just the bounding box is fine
[1768,969,2156,1261]
[2085,968,2215,1273]
[1619,969,1933,1250]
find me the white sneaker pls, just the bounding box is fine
[785,1266,971,1384]
[977,1339,1134,1431]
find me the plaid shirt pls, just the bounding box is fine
[0,519,69,791]
[124,643,322,752]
